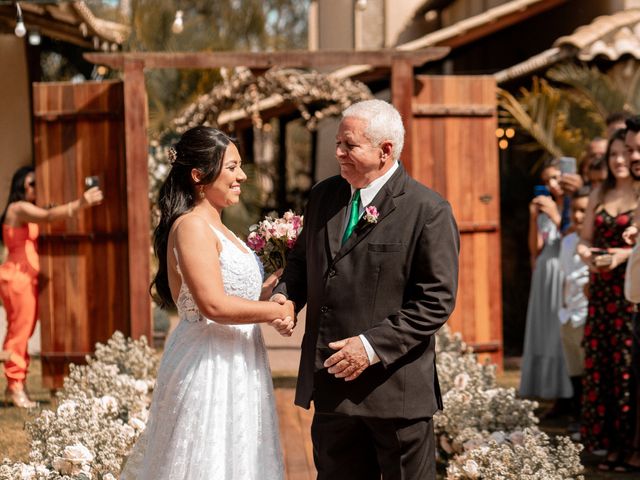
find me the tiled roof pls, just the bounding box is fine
[554,9,640,61]
[495,9,640,84]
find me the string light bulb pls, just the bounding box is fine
[355,0,368,11]
[14,3,26,38]
[172,10,184,34]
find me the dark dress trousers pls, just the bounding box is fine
[275,165,459,478]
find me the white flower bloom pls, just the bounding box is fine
[103,474,117,480]
[129,417,147,432]
[462,459,480,478]
[490,431,506,444]
[134,380,149,395]
[80,463,92,479]
[56,400,77,417]
[19,464,35,480]
[99,395,119,412]
[122,424,136,439]
[63,443,94,463]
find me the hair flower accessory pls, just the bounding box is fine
[167,147,177,164]
[364,205,379,224]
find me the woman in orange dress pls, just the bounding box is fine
[0,166,102,408]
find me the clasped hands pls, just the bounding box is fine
[271,291,370,380]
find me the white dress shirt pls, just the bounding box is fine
[342,161,400,365]
[558,232,588,327]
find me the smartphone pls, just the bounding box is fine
[84,175,100,190]
[533,185,551,198]
[559,156,577,175]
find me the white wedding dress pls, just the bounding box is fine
[121,226,284,480]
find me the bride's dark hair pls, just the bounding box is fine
[151,126,234,308]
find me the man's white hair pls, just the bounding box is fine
[342,99,405,162]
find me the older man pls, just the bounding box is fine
[273,100,459,479]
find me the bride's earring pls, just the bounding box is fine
[199,185,205,199]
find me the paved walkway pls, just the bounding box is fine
[276,388,316,479]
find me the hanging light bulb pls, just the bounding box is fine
[28,29,41,46]
[172,10,184,34]
[355,0,368,11]
[14,2,26,38]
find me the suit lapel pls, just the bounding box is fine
[325,182,351,261]
[332,166,407,263]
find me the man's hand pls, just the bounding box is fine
[269,293,296,336]
[269,316,295,336]
[324,336,370,381]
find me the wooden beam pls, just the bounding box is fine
[84,49,450,70]
[391,58,414,176]
[441,0,567,50]
[123,59,152,342]
[413,104,496,117]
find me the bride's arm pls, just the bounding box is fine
[174,216,294,325]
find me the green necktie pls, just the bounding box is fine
[342,189,361,245]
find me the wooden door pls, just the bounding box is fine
[409,75,502,366]
[32,80,131,388]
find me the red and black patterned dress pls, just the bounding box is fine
[580,208,635,451]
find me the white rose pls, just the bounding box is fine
[122,424,136,439]
[19,464,35,480]
[134,379,149,395]
[462,459,480,479]
[99,395,119,412]
[80,464,92,479]
[63,443,94,463]
[490,431,506,444]
[129,417,147,432]
[56,400,77,417]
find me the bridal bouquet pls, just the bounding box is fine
[247,210,303,274]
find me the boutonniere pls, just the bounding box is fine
[364,205,379,224]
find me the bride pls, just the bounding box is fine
[121,126,295,479]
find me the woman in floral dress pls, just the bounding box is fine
[578,129,637,469]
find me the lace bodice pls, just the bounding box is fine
[175,225,264,323]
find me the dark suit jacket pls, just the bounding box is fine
[274,165,459,420]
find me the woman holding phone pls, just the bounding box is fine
[519,159,573,403]
[0,166,102,408]
[577,129,637,469]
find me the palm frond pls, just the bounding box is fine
[498,79,585,159]
[547,63,626,119]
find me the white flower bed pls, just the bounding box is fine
[436,326,584,479]
[0,332,158,480]
[1,328,584,479]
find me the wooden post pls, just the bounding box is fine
[123,59,152,342]
[391,58,414,176]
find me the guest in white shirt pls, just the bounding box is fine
[558,187,590,425]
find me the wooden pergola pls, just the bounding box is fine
[83,49,450,339]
